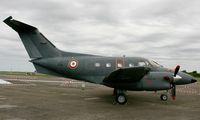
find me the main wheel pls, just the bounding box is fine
[115,93,127,105]
[160,94,168,101]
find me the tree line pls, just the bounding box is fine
[182,70,200,77]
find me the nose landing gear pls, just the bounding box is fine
[160,94,168,101]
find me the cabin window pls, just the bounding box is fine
[95,63,100,67]
[106,63,111,67]
[117,63,123,68]
[129,63,134,67]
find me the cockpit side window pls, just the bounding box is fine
[148,60,162,68]
[129,63,134,67]
[138,62,146,66]
[134,60,157,68]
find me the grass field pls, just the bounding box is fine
[0,71,60,80]
[197,77,200,81]
[0,71,48,76]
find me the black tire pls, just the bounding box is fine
[160,94,168,101]
[115,93,127,105]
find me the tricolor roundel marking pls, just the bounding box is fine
[68,59,79,69]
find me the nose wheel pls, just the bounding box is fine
[160,94,168,101]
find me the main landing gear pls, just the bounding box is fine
[113,89,127,105]
[113,89,170,104]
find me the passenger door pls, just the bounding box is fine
[116,57,125,69]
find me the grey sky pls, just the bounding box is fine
[0,0,200,72]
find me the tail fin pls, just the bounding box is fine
[3,16,61,58]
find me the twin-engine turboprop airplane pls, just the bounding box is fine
[4,16,197,104]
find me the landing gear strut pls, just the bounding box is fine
[113,89,127,105]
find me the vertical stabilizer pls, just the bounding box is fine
[4,16,61,58]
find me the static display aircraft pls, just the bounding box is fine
[4,16,197,104]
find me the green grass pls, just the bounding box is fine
[197,77,200,82]
[0,71,58,79]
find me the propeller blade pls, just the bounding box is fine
[169,65,180,100]
[174,65,180,77]
[171,84,176,100]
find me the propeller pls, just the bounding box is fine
[171,65,180,100]
[174,65,180,77]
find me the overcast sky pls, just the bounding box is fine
[0,0,200,72]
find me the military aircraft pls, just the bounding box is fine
[4,16,197,104]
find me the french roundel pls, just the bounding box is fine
[68,60,78,69]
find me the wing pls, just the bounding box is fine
[103,67,150,84]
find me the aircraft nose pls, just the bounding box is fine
[175,72,197,85]
[191,78,197,83]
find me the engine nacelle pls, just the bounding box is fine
[141,72,172,91]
